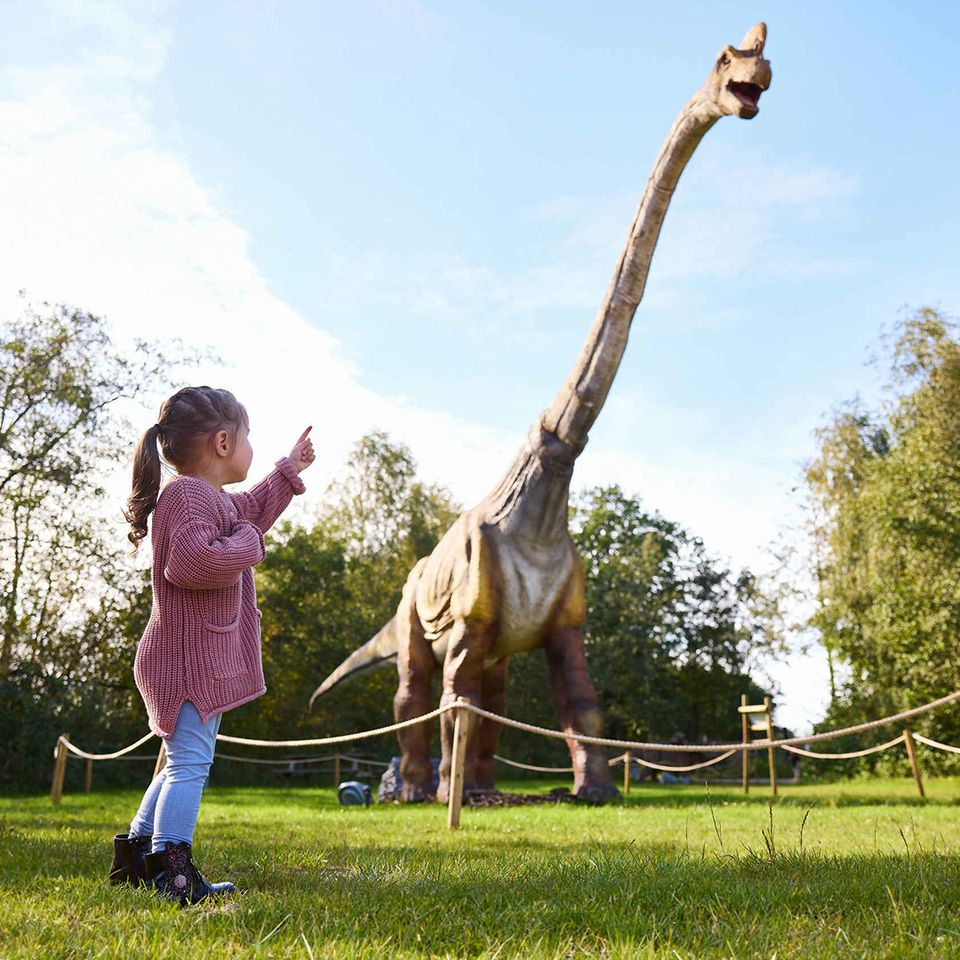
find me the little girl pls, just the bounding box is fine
[109,385,314,905]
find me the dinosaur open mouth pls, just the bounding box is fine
[727,81,764,111]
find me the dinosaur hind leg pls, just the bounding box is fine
[475,657,508,791]
[545,626,620,803]
[393,597,436,802]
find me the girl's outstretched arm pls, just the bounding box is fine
[229,428,313,533]
[228,458,305,534]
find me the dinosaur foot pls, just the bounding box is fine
[574,782,622,805]
[400,782,436,803]
[436,779,479,805]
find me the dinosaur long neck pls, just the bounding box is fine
[541,93,721,450]
[483,93,722,539]
[484,426,576,543]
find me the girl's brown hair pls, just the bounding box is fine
[124,386,248,549]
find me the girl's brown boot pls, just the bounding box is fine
[144,842,236,906]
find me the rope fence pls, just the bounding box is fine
[458,690,960,753]
[627,749,738,773]
[913,733,960,755]
[49,689,960,825]
[55,731,155,761]
[779,735,907,761]
[494,755,574,773]
[213,753,338,766]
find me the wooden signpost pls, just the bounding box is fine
[738,696,777,796]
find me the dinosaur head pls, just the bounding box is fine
[702,23,772,120]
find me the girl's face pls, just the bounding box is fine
[224,426,254,484]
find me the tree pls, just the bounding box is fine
[806,307,960,758]
[324,430,459,642]
[0,300,179,788]
[0,301,177,682]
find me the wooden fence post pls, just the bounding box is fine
[153,741,167,779]
[334,752,341,788]
[84,757,93,794]
[740,694,750,795]
[447,698,470,830]
[623,752,632,795]
[51,734,69,806]
[764,696,778,798]
[903,728,925,799]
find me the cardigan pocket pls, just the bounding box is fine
[205,617,245,681]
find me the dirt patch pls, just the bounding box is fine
[465,788,574,808]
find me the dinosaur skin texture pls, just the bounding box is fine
[311,25,772,804]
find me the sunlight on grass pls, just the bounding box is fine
[2,779,960,958]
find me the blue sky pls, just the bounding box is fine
[2,0,958,730]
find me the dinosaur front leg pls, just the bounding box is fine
[436,618,495,803]
[544,626,620,803]
[393,599,437,802]
[475,657,508,790]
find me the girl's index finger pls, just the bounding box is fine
[296,426,313,444]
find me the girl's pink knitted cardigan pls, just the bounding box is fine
[134,458,305,737]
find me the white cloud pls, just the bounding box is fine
[0,8,843,557]
[0,4,835,728]
[0,2,520,533]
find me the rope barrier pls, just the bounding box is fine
[630,750,738,772]
[66,754,156,762]
[214,752,391,767]
[494,755,574,773]
[214,752,339,766]
[56,731,155,761]
[457,689,960,752]
[50,689,960,774]
[493,751,737,774]
[913,733,960,755]
[780,735,906,760]
[339,755,391,768]
[215,705,447,747]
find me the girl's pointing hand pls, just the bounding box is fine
[289,426,316,473]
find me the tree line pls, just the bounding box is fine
[0,302,785,790]
[6,301,957,791]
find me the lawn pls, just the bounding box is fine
[2,778,960,959]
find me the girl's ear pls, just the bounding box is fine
[213,429,231,459]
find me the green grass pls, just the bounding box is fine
[3,778,960,958]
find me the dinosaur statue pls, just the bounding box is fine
[311,24,772,803]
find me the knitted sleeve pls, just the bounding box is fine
[163,482,266,590]
[228,457,305,534]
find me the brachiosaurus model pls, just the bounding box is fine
[311,24,772,802]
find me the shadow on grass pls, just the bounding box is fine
[5,833,960,958]
[205,783,960,811]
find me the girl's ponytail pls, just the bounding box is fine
[125,424,163,549]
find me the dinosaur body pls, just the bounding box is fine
[312,25,772,802]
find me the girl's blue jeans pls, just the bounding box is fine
[129,701,220,853]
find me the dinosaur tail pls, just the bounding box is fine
[308,617,399,708]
